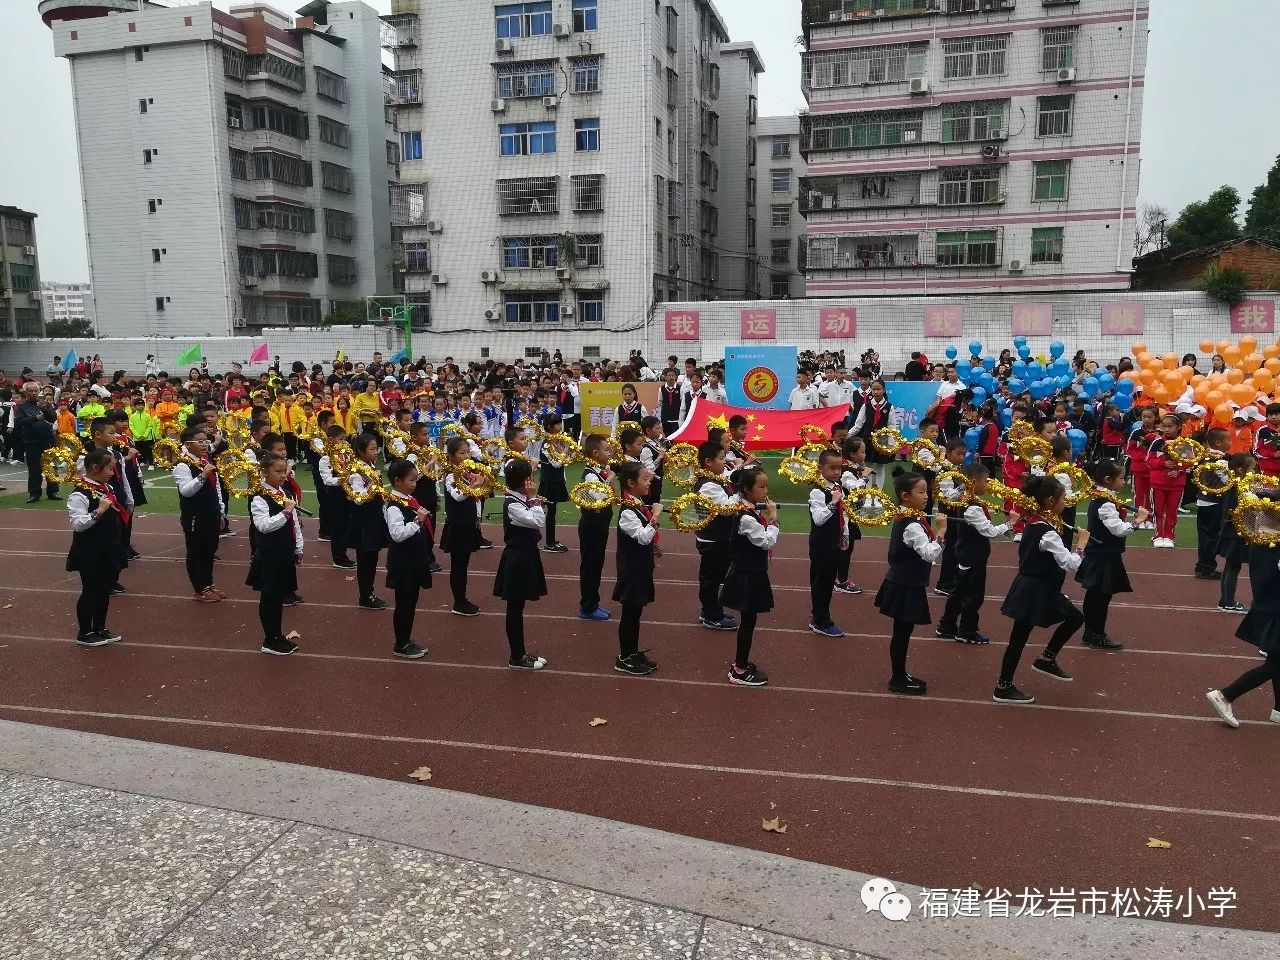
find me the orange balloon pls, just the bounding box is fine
[1240,335,1259,354]
[1266,358,1280,375]
[1119,370,1141,384]
[1149,386,1171,404]
[1161,352,1178,370]
[1223,345,1244,366]
[1231,383,1256,406]
[1209,371,1228,385]
[1138,369,1156,386]
[1136,351,1155,368]
[1242,353,1263,373]
[1204,390,1226,410]
[1179,366,1196,380]
[1214,402,1235,425]
[1199,339,1215,354]
[1253,370,1274,393]
[1131,341,1148,358]
[1264,345,1280,360]
[1225,368,1246,385]
[1194,382,1213,402]
[1217,340,1232,355]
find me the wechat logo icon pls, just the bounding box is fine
[861,878,912,922]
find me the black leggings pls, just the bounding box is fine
[890,618,914,681]
[506,598,526,660]
[619,602,643,658]
[735,611,757,667]
[1001,609,1084,683]
[76,570,115,635]
[449,550,471,606]
[1222,656,1280,710]
[393,584,420,648]
[356,549,379,601]
[1082,589,1112,636]
[545,501,559,546]
[259,589,284,642]
[1220,559,1242,606]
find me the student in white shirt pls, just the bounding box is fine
[789,369,821,411]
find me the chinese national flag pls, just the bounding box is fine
[668,398,852,450]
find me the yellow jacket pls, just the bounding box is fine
[270,401,306,435]
[350,391,381,425]
[294,411,318,441]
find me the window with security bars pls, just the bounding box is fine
[222,47,245,80]
[314,67,347,103]
[239,248,319,278]
[393,70,421,104]
[578,296,604,325]
[667,236,679,269]
[251,103,308,139]
[771,204,790,228]
[256,203,315,233]
[327,254,357,285]
[402,242,431,272]
[937,166,1001,205]
[571,174,603,212]
[1030,227,1064,264]
[575,234,602,268]
[802,42,928,91]
[655,230,664,263]
[495,60,557,99]
[806,110,924,149]
[502,236,559,269]
[253,152,312,187]
[942,35,1008,79]
[771,239,790,265]
[246,54,304,91]
[1041,27,1077,72]
[571,57,601,93]
[655,176,665,216]
[325,209,354,241]
[1037,96,1073,137]
[233,198,253,229]
[503,291,560,323]
[666,69,679,107]
[940,101,1003,142]
[319,161,351,193]
[1033,160,1070,201]
[229,149,248,181]
[772,136,791,159]
[771,168,790,192]
[935,229,999,266]
[771,275,790,298]
[389,183,427,224]
[498,176,559,215]
[319,117,350,148]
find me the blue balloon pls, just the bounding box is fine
[1012,360,1028,377]
[964,426,982,451]
[1081,376,1100,397]
[1025,362,1044,381]
[982,355,996,372]
[1067,428,1087,456]
[1115,378,1135,394]
[1096,372,1115,392]
[945,345,958,360]
[1001,407,1014,428]
[1050,340,1066,360]
[1018,345,1032,360]
[1012,336,1028,349]
[971,387,988,405]
[1007,378,1027,395]
[1113,393,1133,412]
[968,340,983,357]
[1056,375,1072,390]
[1049,359,1069,376]
[956,364,972,383]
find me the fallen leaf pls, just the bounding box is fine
[285,630,301,640]
[408,766,433,781]
[1146,837,1172,849]
[2,604,11,610]
[761,817,788,834]
[589,717,608,727]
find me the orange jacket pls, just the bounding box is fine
[1229,423,1256,456]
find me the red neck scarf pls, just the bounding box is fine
[623,494,659,546]
[83,475,130,525]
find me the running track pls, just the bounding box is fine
[0,506,1276,933]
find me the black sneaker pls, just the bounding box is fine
[993,682,1035,704]
[283,593,304,607]
[359,596,389,611]
[75,631,112,647]
[933,586,952,597]
[94,628,123,644]
[46,494,62,502]
[332,558,357,569]
[509,653,547,670]
[261,636,298,656]
[25,497,40,504]
[542,542,569,553]
[888,674,927,695]
[1033,656,1073,681]
[1082,632,1124,651]
[728,662,769,686]
[1194,569,1222,581]
[477,539,495,551]
[125,549,141,561]
[699,615,738,631]
[429,561,443,573]
[394,642,427,660]
[110,584,126,596]
[956,632,990,645]
[451,601,480,617]
[935,625,959,640]
[635,650,658,670]
[318,535,331,543]
[615,653,657,676]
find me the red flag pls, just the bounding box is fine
[248,342,270,365]
[668,398,851,450]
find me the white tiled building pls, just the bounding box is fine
[799,0,1148,297]
[43,0,396,338]
[40,281,96,330]
[385,0,762,340]
[756,116,807,300]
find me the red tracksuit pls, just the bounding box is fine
[1126,426,1154,515]
[1001,431,1029,534]
[1146,435,1188,541]
[1254,425,1280,476]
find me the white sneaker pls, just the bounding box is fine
[1012,532,1022,543]
[1206,689,1240,729]
[1270,709,1280,724]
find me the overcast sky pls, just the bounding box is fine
[3,0,1278,281]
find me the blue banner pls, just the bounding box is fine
[724,345,797,411]
[884,381,940,441]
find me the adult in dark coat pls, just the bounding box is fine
[15,383,59,502]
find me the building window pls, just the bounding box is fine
[1036,95,1073,137]
[319,161,351,193]
[1041,26,1077,72]
[234,198,253,229]
[655,175,665,216]
[500,121,557,156]
[147,199,158,214]
[390,183,427,224]
[222,47,246,80]
[771,204,790,228]
[771,169,790,193]
[771,239,790,265]
[1030,227,1064,264]
[575,233,603,267]
[393,69,421,104]
[319,116,350,148]
[805,110,924,150]
[327,254,357,285]
[771,136,791,159]
[255,202,315,234]
[8,263,35,292]
[942,34,1008,79]
[497,176,559,215]
[246,54,304,91]
[402,241,430,272]
[251,103,309,139]
[324,208,354,241]
[138,99,148,114]
[504,291,560,323]
[666,68,679,106]
[802,42,928,91]
[571,174,603,212]
[746,178,756,205]
[571,56,601,93]
[1033,160,1070,201]
[940,100,1003,142]
[937,165,1001,205]
[143,149,153,164]
[255,152,313,188]
[575,118,600,152]
[665,6,678,50]
[495,2,553,38]
[230,149,249,180]
[572,0,598,32]
[747,217,756,248]
[936,229,999,266]
[578,296,604,324]
[495,60,557,98]
[155,297,165,312]
[502,236,559,269]
[225,97,243,129]
[401,131,423,161]
[771,275,790,298]
[314,67,347,103]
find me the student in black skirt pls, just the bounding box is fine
[383,458,432,660]
[1206,524,1280,728]
[577,434,613,621]
[614,461,661,676]
[493,458,550,670]
[248,453,303,656]
[995,475,1085,704]
[319,424,355,569]
[935,462,1016,646]
[874,472,945,695]
[345,432,390,611]
[441,435,483,616]
[406,421,442,573]
[1076,459,1147,651]
[538,413,570,553]
[66,448,129,646]
[1216,453,1255,614]
[719,466,778,687]
[173,426,224,603]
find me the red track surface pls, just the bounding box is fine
[0,506,1276,932]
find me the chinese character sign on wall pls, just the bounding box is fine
[1010,303,1053,337]
[1101,302,1145,335]
[922,305,964,338]
[665,310,700,341]
[1230,300,1276,335]
[819,307,856,339]
[740,308,777,340]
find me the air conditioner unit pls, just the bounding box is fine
[552,23,570,38]
[490,98,506,113]
[426,220,444,234]
[1056,67,1076,83]
[1009,259,1024,273]
[484,309,498,321]
[981,143,1001,159]
[555,266,571,280]
[908,78,930,96]
[543,95,558,110]
[0,291,10,300]
[233,316,247,328]
[561,305,574,318]
[228,117,242,129]
[23,246,36,256]
[495,39,513,55]
[431,273,447,285]
[480,270,500,283]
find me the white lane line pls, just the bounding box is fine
[0,703,1275,823]
[0,632,1264,726]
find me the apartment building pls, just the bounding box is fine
[799,0,1148,297]
[40,281,96,331]
[0,206,44,338]
[757,116,808,299]
[44,0,396,337]
[385,0,759,335]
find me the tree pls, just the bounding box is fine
[1134,202,1170,256]
[45,317,95,338]
[1166,185,1241,251]
[1244,153,1280,244]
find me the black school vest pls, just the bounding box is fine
[1018,521,1066,589]
[444,479,477,526]
[885,517,932,587]
[177,463,220,522]
[955,505,995,567]
[579,465,613,529]
[502,495,542,549]
[386,501,431,572]
[66,489,124,572]
[808,484,842,552]
[658,386,682,422]
[616,502,655,577]
[1084,498,1128,556]
[728,509,769,573]
[696,478,734,543]
[253,494,295,566]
